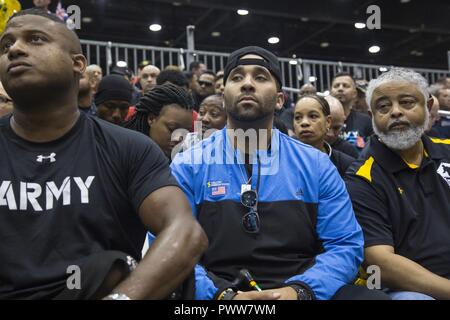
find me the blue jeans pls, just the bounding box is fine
[388,291,435,300]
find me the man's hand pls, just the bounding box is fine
[265,287,298,300]
[111,186,208,300]
[232,287,298,300]
[365,245,450,300]
[233,291,281,300]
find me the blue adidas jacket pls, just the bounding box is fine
[170,128,364,300]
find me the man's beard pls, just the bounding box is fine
[226,97,275,123]
[373,108,429,151]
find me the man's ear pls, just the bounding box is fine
[326,115,332,131]
[276,91,285,110]
[368,109,373,119]
[73,54,87,76]
[426,96,434,113]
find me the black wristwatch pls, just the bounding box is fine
[217,288,238,300]
[289,284,314,300]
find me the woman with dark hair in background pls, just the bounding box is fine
[293,94,355,177]
[124,83,193,159]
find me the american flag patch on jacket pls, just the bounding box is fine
[211,186,226,196]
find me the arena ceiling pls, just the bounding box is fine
[21,0,450,70]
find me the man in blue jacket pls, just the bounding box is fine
[171,46,389,300]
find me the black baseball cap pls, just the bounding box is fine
[223,46,282,90]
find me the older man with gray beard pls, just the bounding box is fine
[345,68,450,300]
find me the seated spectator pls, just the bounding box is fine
[331,73,373,149]
[436,85,450,111]
[192,70,216,111]
[279,83,317,136]
[189,61,206,78]
[126,69,190,122]
[299,83,317,96]
[124,83,193,159]
[139,64,160,94]
[324,95,359,158]
[430,85,450,138]
[171,46,390,300]
[95,75,133,125]
[197,94,226,138]
[78,69,97,116]
[293,95,355,177]
[346,68,450,300]
[0,82,13,118]
[0,8,206,300]
[111,65,141,105]
[86,64,103,92]
[183,95,226,150]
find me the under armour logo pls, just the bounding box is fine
[37,153,56,163]
[437,162,450,187]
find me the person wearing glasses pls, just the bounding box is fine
[171,46,390,300]
[192,70,216,111]
[293,94,356,178]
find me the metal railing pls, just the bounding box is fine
[81,39,450,99]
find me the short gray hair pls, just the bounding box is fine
[366,67,429,109]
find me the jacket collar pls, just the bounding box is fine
[369,135,442,173]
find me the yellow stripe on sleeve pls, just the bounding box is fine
[355,156,375,183]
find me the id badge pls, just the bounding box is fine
[241,184,252,195]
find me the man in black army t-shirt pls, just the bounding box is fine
[0,9,207,300]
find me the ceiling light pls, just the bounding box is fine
[211,31,221,37]
[268,37,280,44]
[323,90,330,96]
[355,22,366,29]
[149,24,162,32]
[301,17,309,22]
[309,76,317,82]
[369,45,381,53]
[379,67,388,72]
[172,1,182,6]
[237,9,249,16]
[116,61,127,67]
[289,60,298,65]
[320,42,330,48]
[82,17,92,23]
[400,0,411,3]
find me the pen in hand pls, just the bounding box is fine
[240,269,262,292]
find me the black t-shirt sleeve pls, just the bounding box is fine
[125,134,179,212]
[345,174,394,248]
